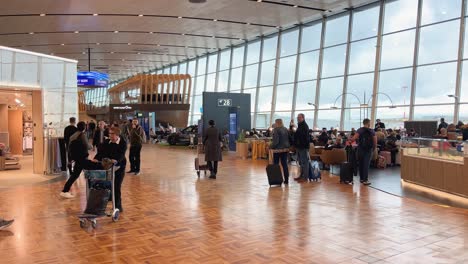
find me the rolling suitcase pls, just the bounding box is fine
[340,162,353,184]
[266,164,283,187]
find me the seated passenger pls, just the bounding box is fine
[325,138,345,150]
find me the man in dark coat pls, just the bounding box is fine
[294,113,310,182]
[204,120,222,179]
[94,127,127,212]
[92,121,109,153]
[64,117,78,174]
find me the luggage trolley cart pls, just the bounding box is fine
[78,166,120,229]
[194,137,209,177]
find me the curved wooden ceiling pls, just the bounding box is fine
[0,0,375,81]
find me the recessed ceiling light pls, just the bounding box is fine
[178,16,183,19]
[114,30,119,33]
[257,0,262,2]
[40,14,46,16]
[149,31,153,34]
[110,51,114,54]
[128,43,132,45]
[93,13,99,16]
[213,19,218,22]
[61,43,65,46]
[96,42,100,45]
[157,44,161,46]
[293,5,298,8]
[181,33,185,36]
[246,22,251,25]
[74,31,79,33]
[29,32,34,35]
[138,14,144,17]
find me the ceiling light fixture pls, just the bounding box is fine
[138,14,144,17]
[29,32,34,35]
[61,43,65,46]
[110,51,114,54]
[293,5,298,8]
[96,43,100,45]
[178,16,183,19]
[93,13,99,16]
[128,43,132,45]
[114,30,119,33]
[74,31,79,33]
[257,0,262,2]
[213,19,218,22]
[149,31,153,34]
[40,14,46,16]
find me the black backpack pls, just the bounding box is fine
[68,133,86,161]
[359,128,374,150]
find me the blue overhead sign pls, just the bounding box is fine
[77,71,109,87]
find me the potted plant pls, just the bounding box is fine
[236,130,249,159]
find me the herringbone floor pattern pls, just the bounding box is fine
[1,145,468,263]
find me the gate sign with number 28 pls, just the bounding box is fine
[218,99,232,107]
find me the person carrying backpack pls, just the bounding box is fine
[350,118,377,186]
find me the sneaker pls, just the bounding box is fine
[0,219,14,230]
[134,172,140,176]
[362,181,371,186]
[60,192,75,199]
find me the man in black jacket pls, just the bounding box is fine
[294,113,310,182]
[92,121,109,153]
[64,117,78,174]
[94,127,127,212]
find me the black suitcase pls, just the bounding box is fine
[266,164,283,187]
[340,162,353,184]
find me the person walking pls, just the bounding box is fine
[61,121,99,198]
[351,118,377,186]
[92,121,109,153]
[0,218,14,230]
[127,119,145,175]
[203,120,222,179]
[294,113,310,183]
[64,117,78,174]
[271,119,290,184]
[93,127,127,212]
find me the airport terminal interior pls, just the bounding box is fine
[1,0,468,263]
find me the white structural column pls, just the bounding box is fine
[340,11,354,130]
[370,1,386,125]
[189,59,199,124]
[454,0,467,124]
[253,38,265,127]
[313,18,327,130]
[291,25,303,121]
[214,50,221,92]
[240,42,248,93]
[270,31,283,127]
[409,0,423,120]
[227,47,234,92]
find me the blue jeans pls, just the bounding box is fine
[273,152,289,180]
[296,148,309,179]
[358,148,372,182]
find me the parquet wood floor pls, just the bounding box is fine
[1,145,468,263]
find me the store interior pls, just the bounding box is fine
[0,90,61,187]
